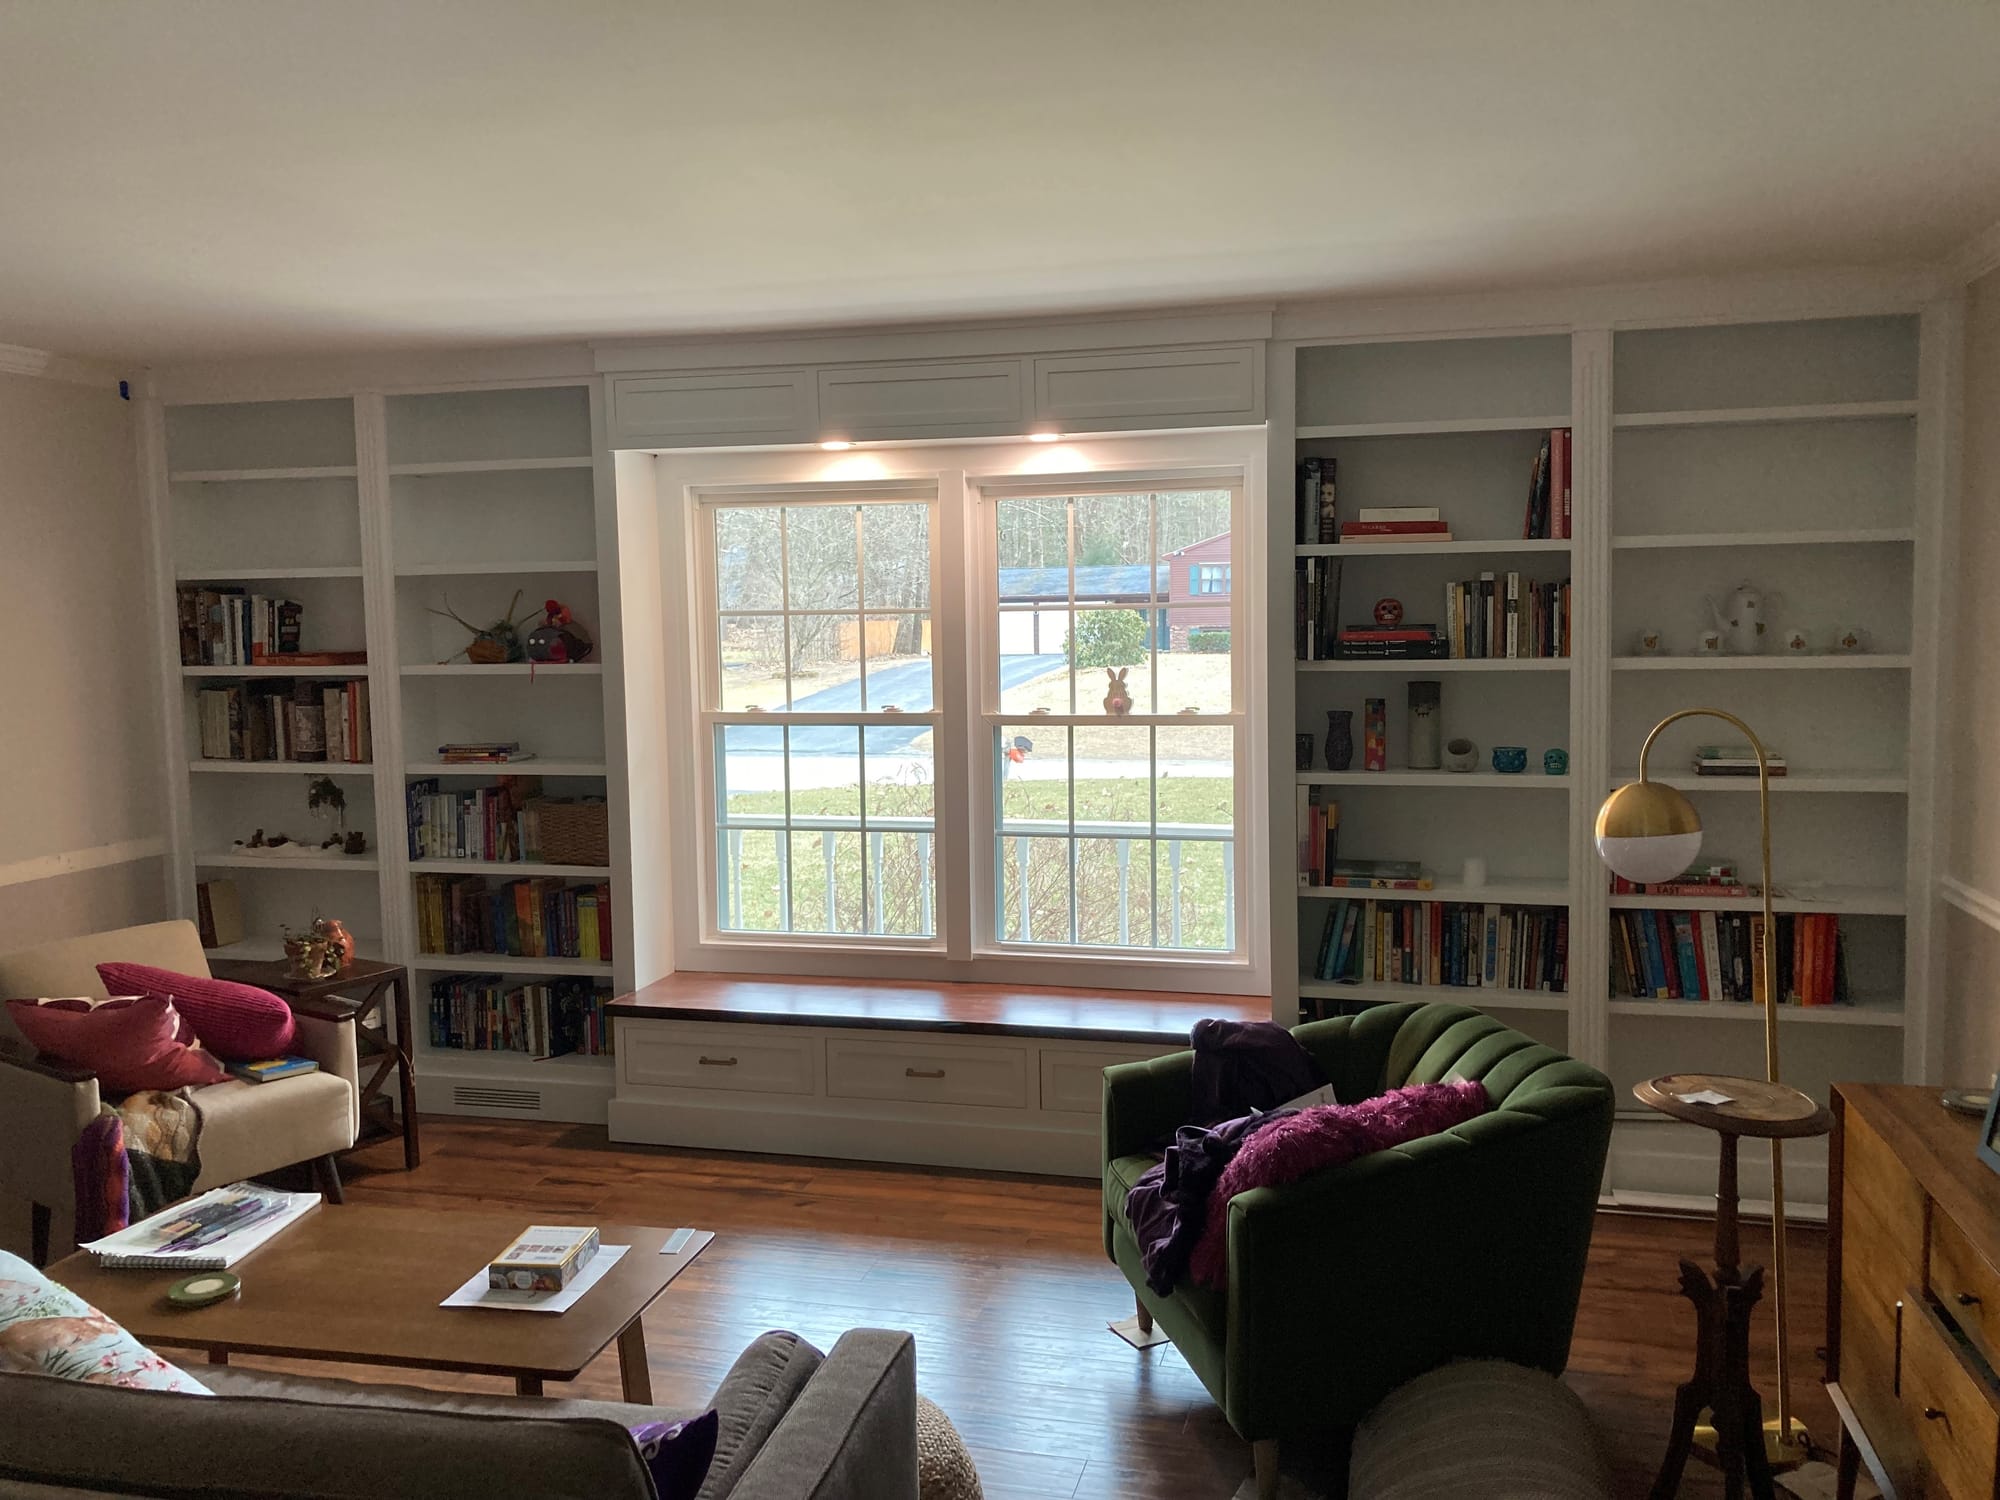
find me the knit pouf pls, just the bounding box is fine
[916,1395,983,1500]
[1348,1360,1611,1499]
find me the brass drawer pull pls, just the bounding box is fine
[1922,1406,1946,1421]
[1956,1291,1982,1307]
[698,1056,739,1067]
[905,1067,946,1079]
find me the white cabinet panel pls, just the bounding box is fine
[1034,346,1262,428]
[826,1036,1029,1110]
[620,1022,817,1095]
[1039,1045,1175,1115]
[817,360,1026,440]
[608,370,813,447]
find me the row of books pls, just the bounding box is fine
[412,873,614,961]
[407,776,545,862]
[1291,429,1571,548]
[436,741,539,765]
[1609,909,1847,1006]
[427,974,613,1059]
[1294,555,1343,660]
[1522,429,1571,540]
[178,586,301,666]
[1309,898,1570,992]
[1607,864,1750,898]
[1440,574,1572,660]
[1294,456,1339,544]
[195,679,372,762]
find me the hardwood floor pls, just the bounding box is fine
[259,1119,1832,1499]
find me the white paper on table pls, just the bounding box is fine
[440,1244,629,1314]
[1676,1089,1735,1106]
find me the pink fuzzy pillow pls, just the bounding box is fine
[1188,1078,1492,1287]
[5,996,227,1094]
[96,963,295,1062]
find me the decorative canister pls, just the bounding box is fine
[1407,681,1441,771]
[1325,710,1354,772]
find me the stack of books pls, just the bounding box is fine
[1608,864,1752,898]
[438,741,538,766]
[1308,899,1568,993]
[196,678,371,762]
[1610,909,1845,1006]
[1442,573,1571,659]
[1295,786,1338,882]
[1294,457,1340,544]
[1340,507,1453,545]
[1692,745,1788,777]
[1335,623,1449,660]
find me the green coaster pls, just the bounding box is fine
[167,1271,240,1309]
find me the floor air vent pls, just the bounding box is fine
[452,1085,543,1113]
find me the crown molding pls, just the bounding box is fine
[1947,216,2000,289]
[0,341,125,389]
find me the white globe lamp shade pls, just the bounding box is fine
[1594,781,1704,886]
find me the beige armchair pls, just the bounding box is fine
[0,919,360,1264]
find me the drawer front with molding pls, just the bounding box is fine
[826,1038,1028,1110]
[1033,346,1261,426]
[608,370,813,447]
[1040,1047,1173,1116]
[1931,1209,2000,1372]
[621,1024,816,1095]
[817,360,1025,440]
[1898,1293,2000,1500]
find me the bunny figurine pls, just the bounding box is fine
[1103,667,1133,716]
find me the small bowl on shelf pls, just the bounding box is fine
[1491,746,1528,774]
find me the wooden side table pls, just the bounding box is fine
[1633,1073,1832,1500]
[213,957,420,1170]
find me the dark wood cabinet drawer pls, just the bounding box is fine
[1931,1209,2000,1372]
[1899,1293,2000,1500]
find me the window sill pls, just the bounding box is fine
[607,971,1270,1044]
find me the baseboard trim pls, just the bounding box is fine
[1940,875,2000,935]
[0,837,167,891]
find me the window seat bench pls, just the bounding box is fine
[605,974,1268,1177]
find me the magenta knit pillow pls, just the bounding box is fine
[96,963,296,1063]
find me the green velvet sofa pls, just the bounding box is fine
[1101,1003,1614,1487]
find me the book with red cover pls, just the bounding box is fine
[1340,521,1450,536]
[1338,627,1438,642]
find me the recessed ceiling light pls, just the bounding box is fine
[1028,431,1061,443]
[820,439,854,451]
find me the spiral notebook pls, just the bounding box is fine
[82,1184,320,1269]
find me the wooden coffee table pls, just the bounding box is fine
[49,1203,712,1401]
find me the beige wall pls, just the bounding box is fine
[1943,267,2000,1085]
[0,370,167,951]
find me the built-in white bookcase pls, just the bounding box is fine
[1277,312,1943,1208]
[150,382,626,1122]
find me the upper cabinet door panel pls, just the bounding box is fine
[608,370,813,448]
[1033,345,1263,428]
[817,360,1027,441]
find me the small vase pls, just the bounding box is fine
[1325,711,1354,772]
[1407,681,1441,771]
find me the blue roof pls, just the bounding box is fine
[998,563,1168,601]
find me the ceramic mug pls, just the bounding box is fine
[1783,628,1811,654]
[1444,737,1478,773]
[1492,746,1528,774]
[1696,628,1724,655]
[1636,628,1665,656]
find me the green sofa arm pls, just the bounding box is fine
[1219,1080,1612,1438]
[1102,1050,1197,1164]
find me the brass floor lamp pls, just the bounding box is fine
[1596,709,1826,1493]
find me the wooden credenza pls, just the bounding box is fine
[1830,1084,2000,1500]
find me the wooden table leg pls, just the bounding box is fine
[391,971,421,1169]
[515,1374,543,1397]
[1836,1428,1861,1500]
[618,1319,653,1405]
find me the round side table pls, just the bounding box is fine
[1632,1073,1832,1500]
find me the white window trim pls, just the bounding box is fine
[649,431,1270,996]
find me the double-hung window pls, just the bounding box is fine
[690,460,1248,972]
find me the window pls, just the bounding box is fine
[689,461,1248,972]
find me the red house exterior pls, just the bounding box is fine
[1165,531,1231,644]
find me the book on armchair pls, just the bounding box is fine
[81,1183,320,1269]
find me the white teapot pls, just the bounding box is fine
[1705,583,1779,656]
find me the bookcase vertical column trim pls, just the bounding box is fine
[1568,328,1614,1076]
[1905,296,1965,1085]
[1268,341,1300,1026]
[352,391,408,969]
[138,396,197,922]
[587,380,639,995]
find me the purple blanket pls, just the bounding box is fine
[1187,1079,1492,1288]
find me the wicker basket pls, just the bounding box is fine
[533,798,610,867]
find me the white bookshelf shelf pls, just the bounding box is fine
[170,465,359,482]
[388,456,594,476]
[395,560,597,577]
[413,1045,615,1080]
[178,565,364,580]
[1298,657,1570,674]
[1300,877,1571,906]
[1294,538,1573,558]
[1299,979,1571,1012]
[1610,655,1911,672]
[1607,886,1905,916]
[188,759,374,776]
[1297,415,1570,439]
[1613,529,1914,550]
[1297,770,1568,790]
[406,760,608,777]
[182,664,372,679]
[195,850,379,873]
[409,858,613,878]
[400,663,604,677]
[1612,401,1918,429]
[1608,771,1909,795]
[412,954,614,977]
[1607,997,1905,1028]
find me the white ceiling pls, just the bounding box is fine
[3,1,1998,364]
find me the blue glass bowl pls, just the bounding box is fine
[1491,746,1528,774]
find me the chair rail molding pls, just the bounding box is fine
[0,838,168,890]
[1939,875,2000,936]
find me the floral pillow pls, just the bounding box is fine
[0,1250,210,1393]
